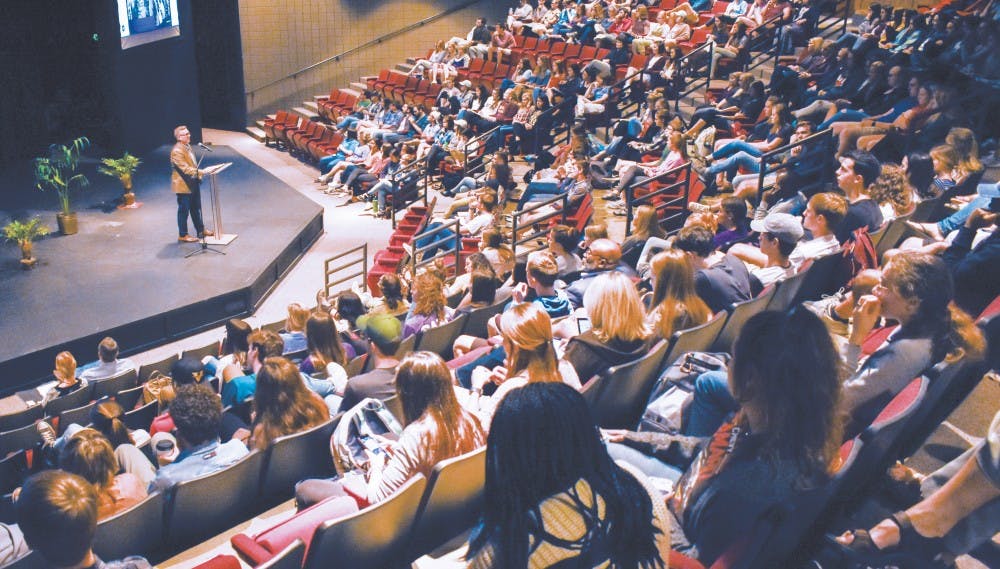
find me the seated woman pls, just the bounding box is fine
[606,308,843,565]
[548,224,583,277]
[298,312,350,409]
[869,163,915,222]
[465,382,671,567]
[681,253,985,441]
[479,229,516,281]
[562,272,651,383]
[204,318,252,381]
[644,249,713,340]
[43,351,88,405]
[334,291,369,359]
[457,269,501,315]
[408,40,448,82]
[446,253,495,300]
[296,351,485,507]
[607,132,688,209]
[251,357,330,451]
[402,272,456,339]
[621,205,668,268]
[279,302,310,355]
[367,273,410,318]
[685,78,765,139]
[466,302,581,420]
[58,429,148,520]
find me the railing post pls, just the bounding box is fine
[625,183,635,237]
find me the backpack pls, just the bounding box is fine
[836,227,879,290]
[330,398,403,475]
[640,351,731,435]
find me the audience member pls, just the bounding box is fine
[251,357,329,450]
[646,249,713,341]
[673,226,752,313]
[150,384,249,493]
[221,329,283,407]
[43,351,88,405]
[58,429,148,520]
[79,337,136,382]
[339,314,404,413]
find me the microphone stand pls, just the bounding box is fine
[186,147,225,258]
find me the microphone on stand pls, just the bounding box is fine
[197,142,213,152]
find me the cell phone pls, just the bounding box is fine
[577,317,592,334]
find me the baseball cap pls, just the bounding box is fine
[356,313,403,354]
[460,80,473,88]
[750,212,804,244]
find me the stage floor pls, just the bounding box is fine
[0,145,323,392]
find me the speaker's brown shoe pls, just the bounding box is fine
[178,235,199,243]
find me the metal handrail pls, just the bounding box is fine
[510,191,569,257]
[409,218,464,277]
[673,41,714,113]
[624,162,692,235]
[387,159,429,228]
[245,0,482,98]
[324,243,368,297]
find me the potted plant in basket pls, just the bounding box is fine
[3,217,50,269]
[98,152,142,208]
[34,136,90,235]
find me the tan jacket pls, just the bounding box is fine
[170,142,201,194]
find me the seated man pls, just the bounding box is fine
[221,329,283,407]
[338,314,403,413]
[565,238,637,310]
[149,384,249,493]
[672,226,753,313]
[79,337,136,382]
[18,470,151,568]
[746,212,803,290]
[409,195,496,261]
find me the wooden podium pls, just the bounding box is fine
[202,162,237,246]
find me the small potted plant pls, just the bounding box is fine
[3,217,50,269]
[98,152,143,208]
[34,136,90,235]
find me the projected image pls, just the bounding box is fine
[117,0,181,49]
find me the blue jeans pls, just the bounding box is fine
[337,116,361,130]
[381,132,411,145]
[456,346,507,388]
[713,140,764,160]
[415,222,459,260]
[705,151,761,179]
[449,177,477,195]
[937,183,999,234]
[319,152,346,173]
[517,181,562,209]
[818,109,868,131]
[176,192,205,238]
[606,442,684,482]
[487,125,515,153]
[685,370,740,437]
[361,179,397,211]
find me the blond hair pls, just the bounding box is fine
[499,303,561,384]
[583,272,649,344]
[54,351,77,384]
[284,302,310,333]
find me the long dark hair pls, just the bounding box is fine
[467,382,663,568]
[729,309,843,482]
[306,311,348,368]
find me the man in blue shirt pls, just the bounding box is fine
[221,329,283,407]
[150,384,249,493]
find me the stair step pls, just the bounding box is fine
[406,57,418,65]
[255,120,267,129]
[350,82,369,92]
[267,113,277,120]
[246,126,266,142]
[395,63,413,73]
[304,101,320,111]
[292,106,319,120]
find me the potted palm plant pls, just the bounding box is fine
[98,152,142,208]
[34,136,90,235]
[3,217,50,269]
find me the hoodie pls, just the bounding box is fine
[564,331,650,385]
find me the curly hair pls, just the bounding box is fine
[412,271,447,321]
[869,164,914,216]
[170,384,222,446]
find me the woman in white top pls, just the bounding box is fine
[467,303,580,422]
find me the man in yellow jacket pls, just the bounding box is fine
[170,125,214,242]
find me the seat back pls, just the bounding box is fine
[1,550,46,569]
[764,266,810,313]
[873,214,913,259]
[407,447,486,558]
[93,492,166,561]
[662,311,727,367]
[138,353,179,383]
[57,401,97,434]
[711,286,777,352]
[92,368,139,400]
[581,340,671,429]
[0,405,42,433]
[257,539,306,569]
[0,450,28,495]
[115,384,145,411]
[180,340,220,362]
[303,475,427,569]
[345,354,368,377]
[166,451,265,547]
[396,334,418,359]
[414,313,469,360]
[123,400,158,431]
[42,383,94,418]
[463,298,508,339]
[790,253,842,305]
[260,416,339,502]
[0,422,43,457]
